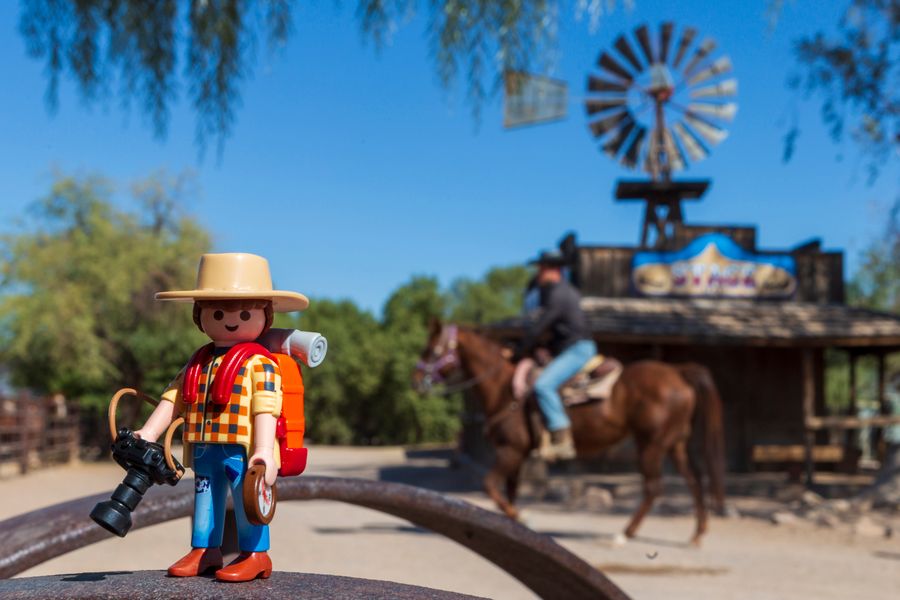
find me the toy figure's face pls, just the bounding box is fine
[200,302,268,346]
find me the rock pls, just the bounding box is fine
[811,510,839,528]
[801,490,824,508]
[852,515,887,538]
[828,499,851,514]
[770,511,798,526]
[582,486,614,511]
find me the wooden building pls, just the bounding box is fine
[496,181,900,474]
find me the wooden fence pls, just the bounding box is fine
[0,393,79,477]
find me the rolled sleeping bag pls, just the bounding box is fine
[258,328,328,368]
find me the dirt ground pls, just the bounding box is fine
[1,447,898,599]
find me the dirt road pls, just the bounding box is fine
[1,447,897,599]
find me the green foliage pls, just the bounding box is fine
[0,172,210,409]
[447,265,531,324]
[825,200,900,411]
[276,276,463,445]
[273,266,529,445]
[0,180,529,445]
[782,0,899,177]
[848,200,900,314]
[17,0,569,150]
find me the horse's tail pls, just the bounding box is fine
[678,363,726,513]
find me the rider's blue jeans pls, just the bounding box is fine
[191,443,269,552]
[534,339,597,432]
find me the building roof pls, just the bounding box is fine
[495,297,900,348]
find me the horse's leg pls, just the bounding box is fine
[506,470,520,506]
[624,441,665,539]
[670,440,707,546]
[484,446,525,520]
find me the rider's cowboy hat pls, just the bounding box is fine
[528,249,568,268]
[156,253,309,312]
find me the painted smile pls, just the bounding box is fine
[225,325,239,332]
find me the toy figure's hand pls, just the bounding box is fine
[134,428,158,442]
[249,450,277,486]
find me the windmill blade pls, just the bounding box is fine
[659,22,674,63]
[688,101,738,121]
[688,56,733,86]
[682,38,717,79]
[614,35,644,73]
[672,122,708,162]
[663,126,687,171]
[588,75,630,93]
[684,113,729,145]
[597,52,633,82]
[601,117,637,158]
[672,27,697,67]
[585,97,628,116]
[588,110,630,138]
[621,126,647,168]
[635,25,655,65]
[690,78,738,99]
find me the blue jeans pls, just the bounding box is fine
[191,443,269,552]
[534,339,597,432]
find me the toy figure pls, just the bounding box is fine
[134,252,312,582]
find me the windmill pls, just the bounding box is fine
[587,22,737,180]
[505,21,738,248]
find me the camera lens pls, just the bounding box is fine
[90,468,152,537]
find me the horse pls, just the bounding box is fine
[413,320,726,545]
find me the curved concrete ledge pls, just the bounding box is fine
[0,570,486,599]
[0,476,629,600]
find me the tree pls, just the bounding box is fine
[447,265,532,325]
[278,276,460,445]
[780,0,899,177]
[0,172,210,413]
[20,2,894,167]
[848,200,900,313]
[19,0,561,152]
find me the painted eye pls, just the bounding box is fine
[213,310,224,321]
[240,311,251,321]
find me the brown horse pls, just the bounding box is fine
[414,321,726,545]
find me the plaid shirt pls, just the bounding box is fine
[161,351,282,468]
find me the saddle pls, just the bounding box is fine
[513,353,623,408]
[512,353,622,459]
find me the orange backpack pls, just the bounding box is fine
[182,342,308,477]
[272,353,307,476]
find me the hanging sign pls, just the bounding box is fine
[632,233,797,298]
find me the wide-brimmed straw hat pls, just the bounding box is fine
[155,253,309,312]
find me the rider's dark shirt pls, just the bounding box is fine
[521,279,590,357]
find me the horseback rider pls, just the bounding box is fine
[517,250,597,460]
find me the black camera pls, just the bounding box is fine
[90,429,184,537]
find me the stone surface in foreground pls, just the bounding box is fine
[0,570,488,599]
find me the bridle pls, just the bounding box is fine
[415,324,461,390]
[415,324,507,395]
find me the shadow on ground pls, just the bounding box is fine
[376,448,483,494]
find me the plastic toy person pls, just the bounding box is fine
[134,252,310,582]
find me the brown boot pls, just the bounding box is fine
[167,547,223,577]
[545,428,576,462]
[215,551,273,583]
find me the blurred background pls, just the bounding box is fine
[0,1,897,599]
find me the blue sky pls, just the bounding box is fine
[0,1,896,314]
